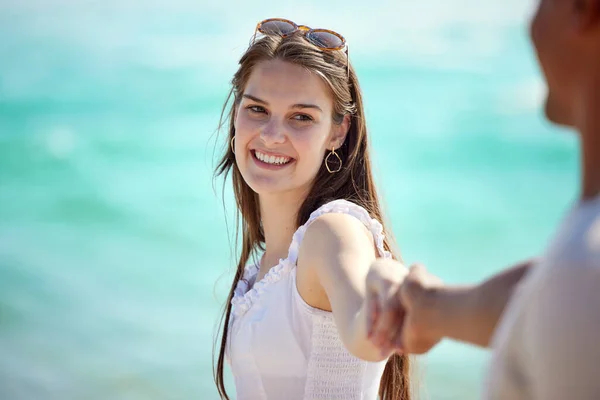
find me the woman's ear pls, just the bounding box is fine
[233,104,239,130]
[330,114,351,149]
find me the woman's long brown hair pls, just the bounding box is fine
[213,32,410,400]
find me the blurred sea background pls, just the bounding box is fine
[0,0,579,399]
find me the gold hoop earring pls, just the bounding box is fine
[325,147,342,173]
[230,136,235,154]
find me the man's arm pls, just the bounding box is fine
[366,258,537,355]
[433,258,535,347]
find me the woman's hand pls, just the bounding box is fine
[365,259,408,358]
[366,261,444,356]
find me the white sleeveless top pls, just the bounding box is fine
[226,199,391,400]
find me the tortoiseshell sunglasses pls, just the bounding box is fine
[253,18,349,74]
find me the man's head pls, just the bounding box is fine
[530,0,600,127]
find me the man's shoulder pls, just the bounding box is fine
[523,254,600,337]
[545,201,600,266]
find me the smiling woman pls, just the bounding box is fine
[214,18,411,400]
[233,59,346,196]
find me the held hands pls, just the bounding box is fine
[365,259,444,358]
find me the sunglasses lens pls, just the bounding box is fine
[259,20,296,36]
[306,30,344,49]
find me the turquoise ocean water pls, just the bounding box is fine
[0,1,579,399]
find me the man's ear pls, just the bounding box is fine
[574,0,600,32]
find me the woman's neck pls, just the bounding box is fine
[259,191,306,268]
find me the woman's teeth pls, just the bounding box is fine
[255,150,291,165]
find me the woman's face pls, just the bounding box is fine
[233,59,349,198]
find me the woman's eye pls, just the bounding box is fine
[247,105,266,114]
[293,114,313,122]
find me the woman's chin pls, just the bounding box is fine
[247,178,313,199]
[246,178,292,196]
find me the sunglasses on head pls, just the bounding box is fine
[253,18,349,74]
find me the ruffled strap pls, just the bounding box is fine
[232,263,259,300]
[286,199,392,265]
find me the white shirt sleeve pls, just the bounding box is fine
[527,262,600,400]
